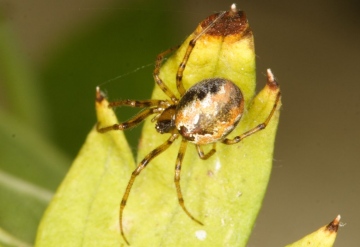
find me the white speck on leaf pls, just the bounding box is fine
[195,230,207,241]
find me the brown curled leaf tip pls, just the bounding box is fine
[96,86,105,103]
[266,69,280,90]
[326,215,341,233]
[200,5,249,37]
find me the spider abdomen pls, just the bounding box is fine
[175,78,244,145]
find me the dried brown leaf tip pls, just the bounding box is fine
[326,215,341,233]
[197,3,250,37]
[266,69,280,91]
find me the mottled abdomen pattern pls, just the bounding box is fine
[175,78,244,145]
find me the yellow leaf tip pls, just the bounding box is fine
[326,215,341,233]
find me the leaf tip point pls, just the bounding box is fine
[266,68,279,90]
[96,86,105,103]
[326,215,341,233]
[230,3,237,13]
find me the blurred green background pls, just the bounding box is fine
[0,0,359,246]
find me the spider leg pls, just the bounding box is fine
[176,11,227,97]
[153,46,180,103]
[175,139,203,225]
[195,143,216,160]
[222,71,281,145]
[97,108,158,133]
[120,133,179,245]
[108,99,170,109]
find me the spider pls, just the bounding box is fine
[97,4,281,245]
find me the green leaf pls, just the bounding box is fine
[36,97,135,246]
[0,1,171,245]
[36,7,281,247]
[0,111,69,246]
[0,227,32,247]
[0,16,69,245]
